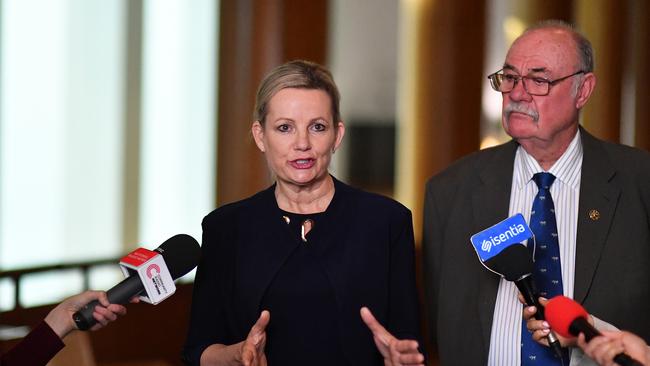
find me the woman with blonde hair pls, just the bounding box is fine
[183,60,423,366]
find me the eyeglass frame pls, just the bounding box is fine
[487,69,585,96]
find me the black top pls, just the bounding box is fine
[182,177,422,365]
[262,210,344,365]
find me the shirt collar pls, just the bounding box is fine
[514,129,583,190]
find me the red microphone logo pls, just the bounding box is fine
[146,264,161,279]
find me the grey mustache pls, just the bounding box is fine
[504,103,539,122]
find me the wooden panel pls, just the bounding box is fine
[282,0,328,64]
[634,1,650,150]
[576,0,626,142]
[216,0,329,206]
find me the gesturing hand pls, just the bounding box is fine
[240,310,270,366]
[360,307,424,366]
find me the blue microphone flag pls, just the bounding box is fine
[470,213,533,263]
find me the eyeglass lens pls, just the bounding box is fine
[492,74,548,95]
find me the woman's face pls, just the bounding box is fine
[252,88,344,189]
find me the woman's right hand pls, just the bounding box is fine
[200,311,270,366]
[238,310,270,366]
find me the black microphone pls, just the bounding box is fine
[72,234,201,330]
[546,296,643,366]
[484,243,565,360]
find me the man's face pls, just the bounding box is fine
[501,29,583,145]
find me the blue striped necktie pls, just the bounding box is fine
[521,173,570,365]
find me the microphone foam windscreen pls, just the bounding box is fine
[545,295,589,338]
[483,243,533,281]
[155,234,201,279]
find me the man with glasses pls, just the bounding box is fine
[423,20,650,366]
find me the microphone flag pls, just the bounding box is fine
[471,214,533,260]
[120,247,176,304]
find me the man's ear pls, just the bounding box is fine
[575,73,596,109]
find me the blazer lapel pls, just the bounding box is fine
[305,178,351,311]
[473,141,518,352]
[242,186,301,316]
[573,129,620,303]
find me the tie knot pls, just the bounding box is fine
[533,172,556,190]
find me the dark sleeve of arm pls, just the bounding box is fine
[181,216,231,365]
[422,179,443,347]
[1,321,65,366]
[387,207,422,344]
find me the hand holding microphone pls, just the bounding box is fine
[45,290,128,338]
[521,296,573,348]
[546,296,646,366]
[578,331,650,366]
[73,234,201,330]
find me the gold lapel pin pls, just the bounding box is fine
[588,209,600,221]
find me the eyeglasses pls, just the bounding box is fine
[487,69,585,96]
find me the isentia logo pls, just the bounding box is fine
[470,213,533,263]
[480,223,528,252]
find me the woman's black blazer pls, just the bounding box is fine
[182,177,421,365]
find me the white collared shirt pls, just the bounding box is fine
[487,131,582,366]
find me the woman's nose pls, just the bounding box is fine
[294,129,311,150]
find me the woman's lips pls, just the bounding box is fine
[289,158,315,169]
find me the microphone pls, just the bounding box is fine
[470,214,563,359]
[546,296,643,366]
[72,234,201,330]
[484,243,564,358]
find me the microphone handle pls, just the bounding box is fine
[72,275,144,331]
[515,275,565,359]
[569,318,644,366]
[570,317,600,341]
[515,275,544,318]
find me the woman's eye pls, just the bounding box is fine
[311,123,326,132]
[277,124,291,132]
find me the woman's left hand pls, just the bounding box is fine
[360,307,425,366]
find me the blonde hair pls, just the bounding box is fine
[253,60,341,125]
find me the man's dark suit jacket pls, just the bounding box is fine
[182,177,422,365]
[423,128,650,365]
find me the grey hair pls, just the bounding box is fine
[524,19,594,73]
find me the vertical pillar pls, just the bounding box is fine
[633,0,650,150]
[509,0,572,24]
[396,0,485,243]
[576,0,626,142]
[121,0,143,250]
[215,0,282,207]
[216,0,328,206]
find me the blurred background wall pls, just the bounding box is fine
[0,0,648,365]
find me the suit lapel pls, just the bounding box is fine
[473,141,518,352]
[573,129,620,303]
